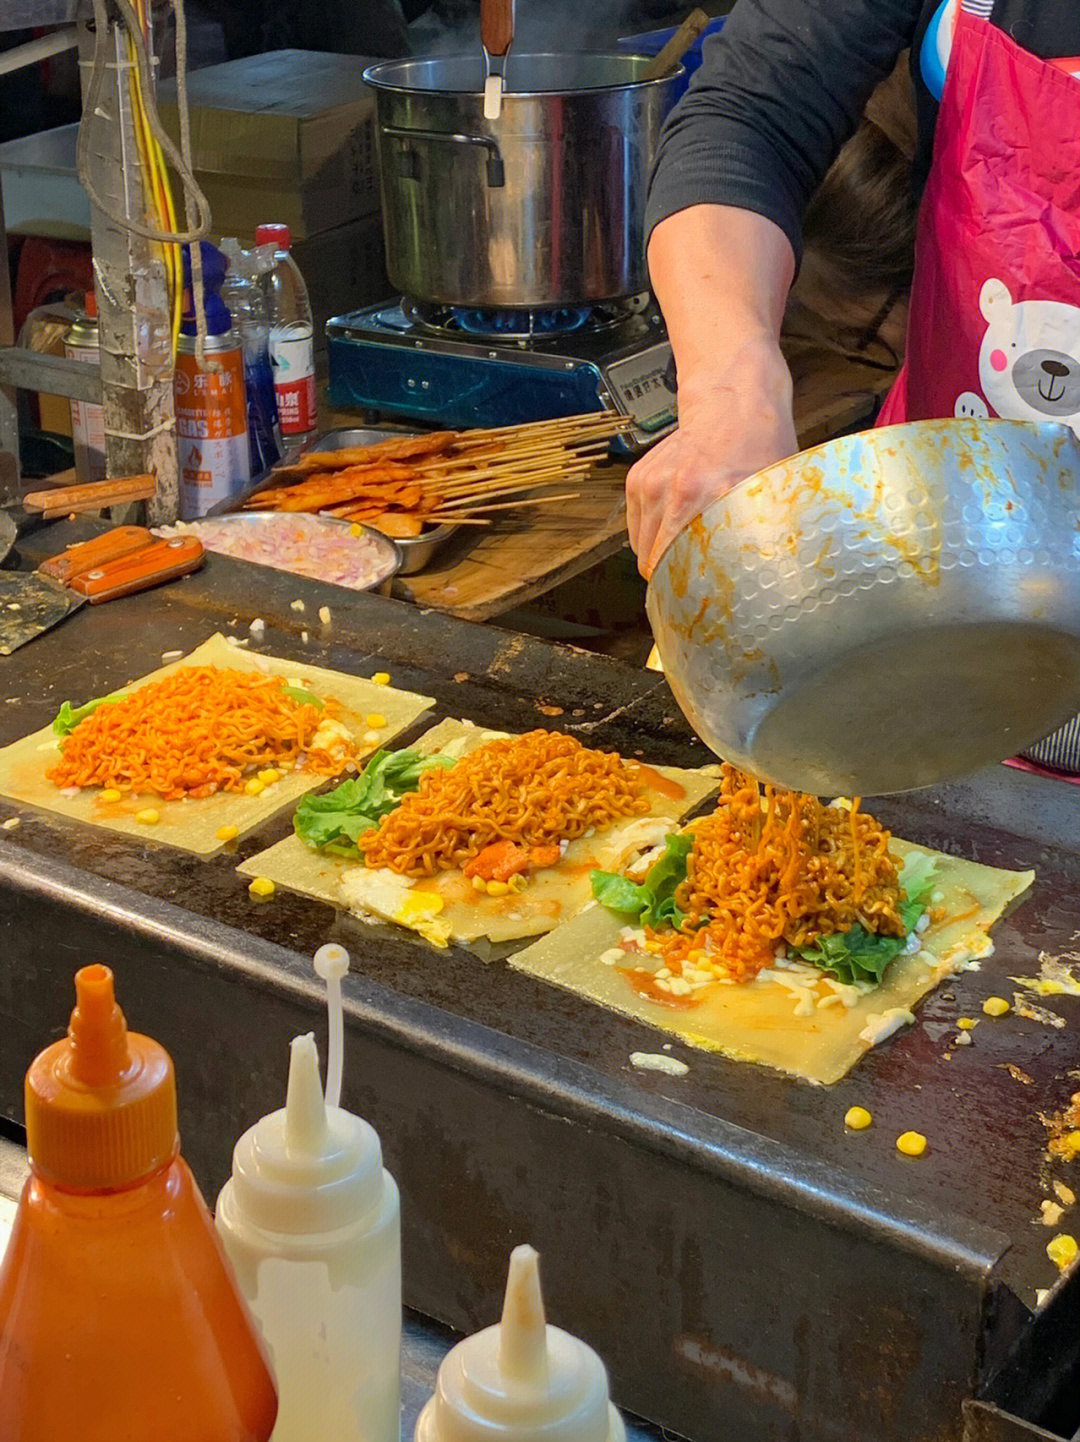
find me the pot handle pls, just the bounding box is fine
[382,124,506,188]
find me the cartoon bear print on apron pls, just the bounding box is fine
[878,0,1080,772]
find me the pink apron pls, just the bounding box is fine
[877,5,1080,773]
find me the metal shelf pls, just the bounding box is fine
[0,347,101,402]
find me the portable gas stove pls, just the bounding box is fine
[326,296,677,449]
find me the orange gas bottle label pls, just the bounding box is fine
[174,345,251,518]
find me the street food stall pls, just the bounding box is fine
[3,3,1080,1442]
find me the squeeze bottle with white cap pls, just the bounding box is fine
[215,944,401,1442]
[416,1244,626,1442]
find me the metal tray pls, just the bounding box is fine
[156,512,401,593]
[224,426,460,576]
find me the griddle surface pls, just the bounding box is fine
[1,527,1078,1316]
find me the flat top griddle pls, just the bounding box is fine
[1,521,1078,1334]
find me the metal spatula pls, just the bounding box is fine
[0,528,204,654]
[481,0,515,119]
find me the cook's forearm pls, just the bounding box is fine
[647,205,795,399]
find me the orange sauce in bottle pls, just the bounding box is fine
[0,965,277,1441]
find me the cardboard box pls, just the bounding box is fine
[292,215,389,345]
[159,50,381,239]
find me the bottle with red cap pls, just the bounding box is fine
[255,222,317,439]
[0,964,278,1442]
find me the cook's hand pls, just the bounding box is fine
[626,337,798,581]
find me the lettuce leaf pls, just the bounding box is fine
[52,693,125,737]
[282,684,323,709]
[593,836,938,990]
[791,854,937,986]
[591,832,692,930]
[294,747,455,856]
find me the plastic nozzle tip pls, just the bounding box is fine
[498,1244,549,1385]
[68,964,131,1086]
[285,1033,328,1154]
[313,943,350,982]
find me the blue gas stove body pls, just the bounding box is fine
[325,298,677,449]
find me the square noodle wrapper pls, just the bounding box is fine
[0,633,434,856]
[509,840,1034,1085]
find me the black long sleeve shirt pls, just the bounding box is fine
[646,0,1080,262]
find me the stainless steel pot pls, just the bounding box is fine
[647,419,1080,796]
[362,53,682,309]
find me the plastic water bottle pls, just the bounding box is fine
[221,237,282,472]
[256,222,317,439]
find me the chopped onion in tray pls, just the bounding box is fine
[156,514,397,591]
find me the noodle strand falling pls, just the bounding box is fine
[657,763,905,982]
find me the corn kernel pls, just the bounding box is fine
[1047,1234,1078,1271]
[956,1017,977,1031]
[248,877,276,900]
[845,1106,872,1131]
[983,996,1011,1017]
[100,788,123,803]
[896,1130,927,1157]
[350,523,364,537]
[1064,1131,1080,1159]
[508,873,528,892]
[486,879,510,896]
[245,778,266,796]
[135,808,160,825]
[216,824,239,843]
[372,672,391,686]
[366,714,387,729]
[470,874,486,892]
[257,767,281,785]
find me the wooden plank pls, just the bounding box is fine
[325,349,898,624]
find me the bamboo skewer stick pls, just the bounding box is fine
[426,466,598,499]
[451,411,632,444]
[425,492,582,520]
[419,440,614,476]
[431,477,593,509]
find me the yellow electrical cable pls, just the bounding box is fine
[126,0,182,351]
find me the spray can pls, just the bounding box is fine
[65,291,106,483]
[175,242,251,519]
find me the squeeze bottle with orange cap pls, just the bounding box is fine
[215,943,402,1442]
[416,1244,626,1442]
[0,964,278,1442]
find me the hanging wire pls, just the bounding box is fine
[77,0,213,363]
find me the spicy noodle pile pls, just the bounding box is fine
[359,729,650,878]
[659,763,905,982]
[48,666,354,800]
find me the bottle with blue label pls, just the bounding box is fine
[221,238,282,474]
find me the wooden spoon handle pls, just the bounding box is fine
[642,8,711,80]
[23,474,157,515]
[481,0,514,57]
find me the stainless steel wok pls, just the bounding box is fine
[647,418,1080,795]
